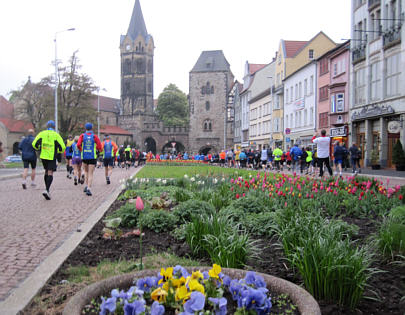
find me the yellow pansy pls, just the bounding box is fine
[188,279,205,294]
[208,264,221,279]
[151,287,168,303]
[175,285,190,302]
[191,271,204,280]
[160,267,174,280]
[171,276,186,288]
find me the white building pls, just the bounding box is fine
[283,61,317,150]
[350,0,405,167]
[248,62,275,150]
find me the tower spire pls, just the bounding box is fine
[127,0,148,40]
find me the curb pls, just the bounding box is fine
[0,167,142,315]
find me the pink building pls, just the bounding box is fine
[316,41,350,147]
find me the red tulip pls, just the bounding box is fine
[136,196,144,211]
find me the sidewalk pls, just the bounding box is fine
[0,166,141,315]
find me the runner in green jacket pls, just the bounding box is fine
[32,120,65,200]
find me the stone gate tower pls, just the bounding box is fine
[119,0,155,146]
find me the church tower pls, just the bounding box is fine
[119,0,154,134]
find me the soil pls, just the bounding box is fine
[23,196,405,315]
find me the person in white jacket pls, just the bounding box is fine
[312,129,333,178]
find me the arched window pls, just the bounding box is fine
[211,86,214,94]
[201,86,205,95]
[205,101,210,111]
[206,82,211,94]
[203,119,212,131]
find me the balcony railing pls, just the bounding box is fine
[383,26,402,48]
[352,45,366,64]
[368,0,380,10]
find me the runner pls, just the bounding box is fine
[77,123,102,196]
[70,136,83,185]
[118,145,125,168]
[101,134,118,184]
[124,145,132,169]
[65,135,74,179]
[18,128,37,189]
[32,120,65,200]
[273,146,284,171]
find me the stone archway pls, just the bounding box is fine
[144,137,156,154]
[162,141,185,154]
[199,146,215,155]
[13,142,20,155]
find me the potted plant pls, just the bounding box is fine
[392,140,405,171]
[371,150,380,170]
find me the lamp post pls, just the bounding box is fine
[54,28,75,133]
[97,87,107,139]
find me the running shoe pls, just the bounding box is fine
[80,175,85,184]
[106,177,110,185]
[86,189,92,196]
[42,190,51,200]
[83,186,88,193]
[74,178,78,185]
[22,183,27,190]
[31,182,37,187]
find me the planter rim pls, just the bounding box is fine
[63,266,321,315]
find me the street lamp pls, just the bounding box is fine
[97,87,107,139]
[54,27,75,133]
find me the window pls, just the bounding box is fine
[205,101,210,111]
[290,114,293,128]
[298,111,302,127]
[319,112,328,128]
[295,84,298,100]
[299,82,302,98]
[274,95,280,109]
[319,86,329,101]
[336,93,344,112]
[310,107,314,125]
[286,89,289,104]
[274,118,280,132]
[124,59,131,74]
[304,109,307,126]
[310,76,314,94]
[304,79,307,96]
[285,115,288,127]
[295,112,298,127]
[309,49,314,59]
[354,68,366,104]
[385,54,400,97]
[320,58,328,75]
[333,63,337,76]
[370,61,381,101]
[203,119,212,131]
[277,73,281,85]
[290,87,293,102]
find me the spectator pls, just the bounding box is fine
[312,129,333,178]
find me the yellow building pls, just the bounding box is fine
[273,32,336,149]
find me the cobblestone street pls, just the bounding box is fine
[0,166,137,302]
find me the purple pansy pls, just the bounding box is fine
[151,301,165,315]
[123,299,145,315]
[99,296,117,315]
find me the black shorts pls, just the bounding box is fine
[82,159,97,165]
[42,159,57,171]
[103,158,114,167]
[66,156,72,160]
[23,159,37,169]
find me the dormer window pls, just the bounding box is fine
[309,49,314,59]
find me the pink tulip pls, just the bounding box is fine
[136,196,144,211]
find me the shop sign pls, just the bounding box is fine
[388,121,401,133]
[330,126,346,137]
[351,104,394,120]
[294,98,305,110]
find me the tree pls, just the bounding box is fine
[156,84,189,126]
[10,79,53,132]
[11,52,98,138]
[42,51,98,137]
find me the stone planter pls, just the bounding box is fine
[63,267,321,315]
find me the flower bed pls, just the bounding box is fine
[63,265,320,315]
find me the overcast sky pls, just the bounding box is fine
[0,0,351,100]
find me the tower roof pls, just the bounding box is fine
[191,50,231,72]
[127,0,148,41]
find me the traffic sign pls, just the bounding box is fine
[285,128,291,135]
[286,137,290,142]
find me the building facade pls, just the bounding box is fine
[248,62,275,150]
[350,0,405,167]
[283,61,317,150]
[188,50,234,154]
